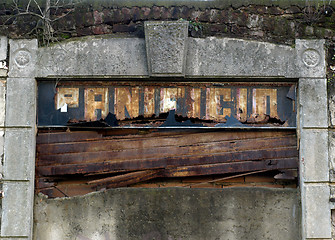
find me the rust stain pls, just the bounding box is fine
[160,88,178,112]
[84,88,108,121]
[252,89,278,122]
[56,88,79,109]
[236,88,247,122]
[190,88,201,119]
[208,88,232,122]
[144,87,155,117]
[114,87,140,120]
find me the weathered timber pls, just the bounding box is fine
[37,130,294,151]
[35,130,298,197]
[37,147,298,176]
[37,131,102,144]
[37,134,296,156]
[88,170,162,189]
[162,158,298,177]
[38,140,297,167]
[36,178,56,188]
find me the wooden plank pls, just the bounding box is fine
[35,178,56,188]
[88,170,162,189]
[37,136,297,166]
[162,158,298,177]
[37,147,298,176]
[37,130,295,154]
[37,134,297,156]
[36,131,103,144]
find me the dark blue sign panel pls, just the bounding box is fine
[38,81,296,127]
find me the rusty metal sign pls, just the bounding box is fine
[37,81,296,127]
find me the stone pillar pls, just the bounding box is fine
[0,36,7,239]
[296,39,331,239]
[0,39,37,240]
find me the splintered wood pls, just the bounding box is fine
[35,130,298,198]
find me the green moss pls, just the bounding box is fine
[59,33,71,39]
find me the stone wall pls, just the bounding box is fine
[33,188,301,240]
[2,0,335,75]
[1,1,334,45]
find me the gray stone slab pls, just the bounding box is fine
[300,129,329,182]
[1,181,33,237]
[329,130,335,182]
[33,188,300,240]
[0,69,7,77]
[185,37,297,78]
[307,238,333,240]
[145,21,189,77]
[299,78,328,128]
[296,39,326,78]
[5,78,36,127]
[3,128,35,181]
[0,80,6,127]
[304,184,331,239]
[0,129,4,177]
[0,238,29,239]
[36,37,148,78]
[8,39,38,78]
[329,92,335,127]
[0,36,7,61]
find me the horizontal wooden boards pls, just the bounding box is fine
[35,129,298,197]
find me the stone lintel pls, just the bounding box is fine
[186,37,297,78]
[33,36,329,79]
[36,37,148,78]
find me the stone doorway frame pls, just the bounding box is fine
[0,21,330,240]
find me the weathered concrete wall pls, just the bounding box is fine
[33,188,301,240]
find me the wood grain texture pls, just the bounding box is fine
[36,130,298,197]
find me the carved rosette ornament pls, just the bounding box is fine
[13,49,31,68]
[302,49,320,68]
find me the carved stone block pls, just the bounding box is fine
[296,39,326,78]
[145,21,189,77]
[8,39,38,78]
